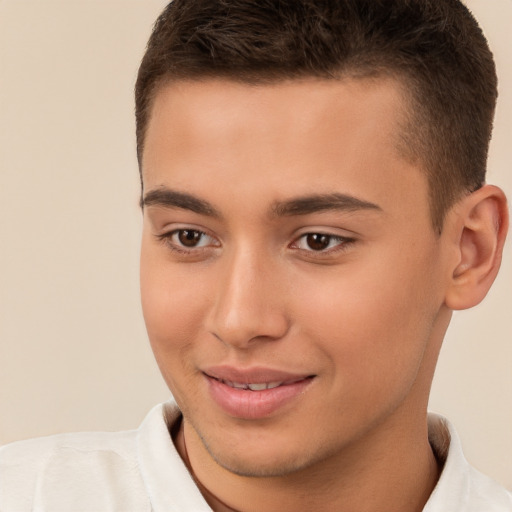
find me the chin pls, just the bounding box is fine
[197,428,325,478]
[210,450,310,478]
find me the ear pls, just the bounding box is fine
[444,185,509,311]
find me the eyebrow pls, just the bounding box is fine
[271,193,382,217]
[142,188,221,218]
[142,188,382,219]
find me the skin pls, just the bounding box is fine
[139,78,507,512]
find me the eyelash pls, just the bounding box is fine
[156,229,218,255]
[156,229,355,257]
[291,233,355,256]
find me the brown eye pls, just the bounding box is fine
[177,229,204,247]
[293,232,354,254]
[305,233,332,251]
[158,228,218,253]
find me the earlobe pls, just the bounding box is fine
[444,185,509,311]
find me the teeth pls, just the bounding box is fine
[247,383,267,391]
[229,381,248,390]
[222,380,284,391]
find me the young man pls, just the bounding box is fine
[1,1,510,511]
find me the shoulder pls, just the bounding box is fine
[425,414,512,512]
[0,428,149,511]
[0,402,211,511]
[465,465,512,511]
[0,427,140,470]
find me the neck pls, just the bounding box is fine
[174,411,440,512]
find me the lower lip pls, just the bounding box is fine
[206,375,314,420]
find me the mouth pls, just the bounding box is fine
[203,367,316,419]
[209,376,313,392]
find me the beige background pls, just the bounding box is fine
[1,0,511,490]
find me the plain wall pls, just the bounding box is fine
[0,0,511,490]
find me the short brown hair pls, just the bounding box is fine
[135,0,497,232]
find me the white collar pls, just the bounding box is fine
[424,413,512,511]
[136,402,512,511]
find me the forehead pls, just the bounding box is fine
[143,77,408,161]
[142,77,427,222]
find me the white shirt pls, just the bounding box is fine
[1,402,510,511]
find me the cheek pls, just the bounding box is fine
[140,246,209,383]
[293,255,439,394]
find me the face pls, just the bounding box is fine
[140,78,451,477]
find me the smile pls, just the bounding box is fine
[204,368,315,419]
[217,379,284,391]
[210,375,313,392]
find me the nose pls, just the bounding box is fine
[206,247,290,349]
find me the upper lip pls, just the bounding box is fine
[203,365,314,385]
